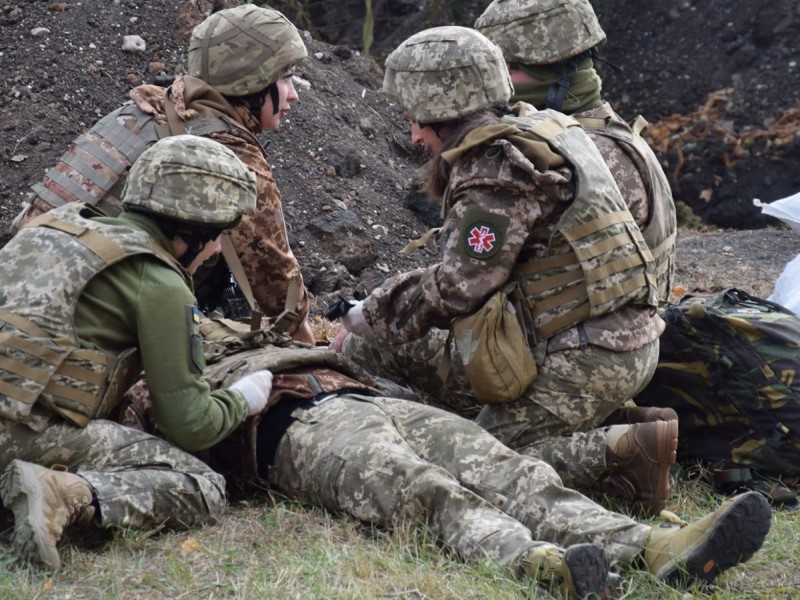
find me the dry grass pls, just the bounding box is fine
[0,479,798,600]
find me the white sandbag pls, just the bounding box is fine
[753,190,800,234]
[756,191,800,313]
[770,253,800,314]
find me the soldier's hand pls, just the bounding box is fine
[329,327,350,352]
[229,370,273,416]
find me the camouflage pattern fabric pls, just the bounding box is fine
[343,332,659,490]
[187,5,308,97]
[508,103,675,307]
[0,417,226,528]
[383,26,512,124]
[13,75,310,332]
[122,134,256,226]
[474,0,606,65]
[360,118,663,350]
[268,394,650,565]
[0,203,185,343]
[573,104,676,304]
[0,204,185,426]
[636,289,800,480]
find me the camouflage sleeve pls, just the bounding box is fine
[210,131,310,330]
[589,133,649,226]
[363,175,548,344]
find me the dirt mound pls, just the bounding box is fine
[1,0,799,317]
[0,0,437,314]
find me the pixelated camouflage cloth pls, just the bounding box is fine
[475,111,658,342]
[123,316,379,493]
[636,288,800,478]
[573,106,676,305]
[15,75,309,329]
[0,203,186,428]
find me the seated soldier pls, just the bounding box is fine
[10,5,314,343]
[120,324,772,600]
[0,136,275,570]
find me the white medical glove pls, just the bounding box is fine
[341,300,372,337]
[229,369,273,416]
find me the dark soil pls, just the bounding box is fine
[2,0,800,317]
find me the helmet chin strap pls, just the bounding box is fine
[176,228,224,269]
[179,243,203,269]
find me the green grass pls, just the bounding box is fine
[0,480,798,600]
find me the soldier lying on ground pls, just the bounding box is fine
[334,25,675,517]
[119,320,771,600]
[0,136,276,571]
[10,5,314,343]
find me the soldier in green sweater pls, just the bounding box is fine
[0,135,274,570]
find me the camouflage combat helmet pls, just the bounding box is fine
[187,5,308,97]
[383,26,512,124]
[475,0,606,65]
[122,135,257,227]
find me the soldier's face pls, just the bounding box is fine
[260,72,299,130]
[410,121,442,153]
[508,66,538,85]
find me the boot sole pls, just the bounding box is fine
[563,543,610,599]
[0,460,61,570]
[659,491,772,585]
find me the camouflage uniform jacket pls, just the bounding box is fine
[362,117,664,352]
[0,204,247,449]
[14,75,309,331]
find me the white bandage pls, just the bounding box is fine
[229,370,273,416]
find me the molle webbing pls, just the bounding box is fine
[575,114,677,303]
[501,111,657,342]
[0,206,181,427]
[0,307,123,428]
[30,103,232,218]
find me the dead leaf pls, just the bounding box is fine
[48,3,68,11]
[672,285,687,297]
[181,538,202,553]
[42,579,54,592]
[699,188,714,202]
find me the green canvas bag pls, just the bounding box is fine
[636,288,800,505]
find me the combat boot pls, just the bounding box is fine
[601,420,678,516]
[643,491,771,586]
[0,459,95,570]
[516,543,610,599]
[602,406,678,425]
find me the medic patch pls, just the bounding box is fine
[457,208,509,261]
[186,305,205,374]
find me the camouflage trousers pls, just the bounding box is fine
[267,394,650,567]
[342,330,659,489]
[0,416,226,529]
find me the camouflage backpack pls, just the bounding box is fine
[636,288,800,505]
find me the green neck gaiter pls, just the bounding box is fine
[511,59,603,115]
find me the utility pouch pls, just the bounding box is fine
[451,285,537,404]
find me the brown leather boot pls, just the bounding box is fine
[0,460,95,570]
[602,405,678,425]
[601,421,678,517]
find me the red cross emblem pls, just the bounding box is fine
[467,225,496,254]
